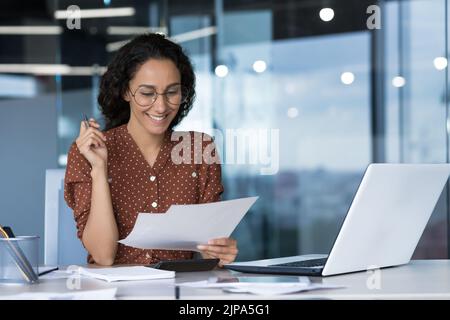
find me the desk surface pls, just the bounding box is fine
[0,260,449,299]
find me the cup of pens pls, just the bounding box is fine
[0,236,39,284]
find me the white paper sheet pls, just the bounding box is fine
[178,278,344,295]
[71,266,175,282]
[118,197,258,250]
[222,283,344,295]
[178,276,311,288]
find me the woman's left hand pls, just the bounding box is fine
[197,237,238,267]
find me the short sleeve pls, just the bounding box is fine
[198,134,224,203]
[64,142,92,240]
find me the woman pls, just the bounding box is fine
[64,33,237,266]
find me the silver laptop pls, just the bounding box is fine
[224,164,450,276]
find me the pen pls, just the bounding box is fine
[82,113,90,129]
[38,267,59,277]
[175,285,180,300]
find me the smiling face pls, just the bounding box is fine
[124,58,182,136]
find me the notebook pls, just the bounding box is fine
[75,266,175,282]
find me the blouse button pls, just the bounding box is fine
[145,253,150,259]
[150,175,156,182]
[151,201,158,208]
[191,172,197,178]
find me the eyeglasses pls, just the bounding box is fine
[128,84,189,108]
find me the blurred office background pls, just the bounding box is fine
[0,0,449,263]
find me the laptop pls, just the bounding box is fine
[224,164,450,276]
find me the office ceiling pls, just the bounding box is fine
[0,0,377,90]
[0,0,375,38]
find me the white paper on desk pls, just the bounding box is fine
[177,279,309,288]
[222,283,344,295]
[178,279,344,295]
[118,196,258,250]
[74,266,175,282]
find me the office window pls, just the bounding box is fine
[49,0,450,260]
[385,0,448,257]
[1,0,449,262]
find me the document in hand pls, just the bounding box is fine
[74,266,175,282]
[118,196,258,251]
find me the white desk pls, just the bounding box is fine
[0,260,449,299]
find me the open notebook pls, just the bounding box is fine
[76,266,175,282]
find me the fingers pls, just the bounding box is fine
[197,244,238,255]
[76,135,105,154]
[79,118,94,133]
[88,118,101,128]
[217,256,235,266]
[75,119,108,166]
[79,118,104,136]
[201,252,236,266]
[208,238,237,247]
[78,136,105,153]
[78,130,107,147]
[76,127,107,152]
[198,241,238,267]
[83,126,106,141]
[196,238,238,266]
[199,249,235,265]
[199,251,236,261]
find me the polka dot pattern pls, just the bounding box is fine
[64,124,224,265]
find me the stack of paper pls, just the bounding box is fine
[72,266,175,282]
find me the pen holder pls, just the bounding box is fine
[0,236,39,284]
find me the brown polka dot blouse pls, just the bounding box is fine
[64,124,224,264]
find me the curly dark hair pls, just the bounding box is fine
[98,33,196,131]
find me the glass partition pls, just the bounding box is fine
[0,0,449,261]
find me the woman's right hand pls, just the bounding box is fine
[75,118,108,169]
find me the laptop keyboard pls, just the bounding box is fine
[270,258,327,268]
